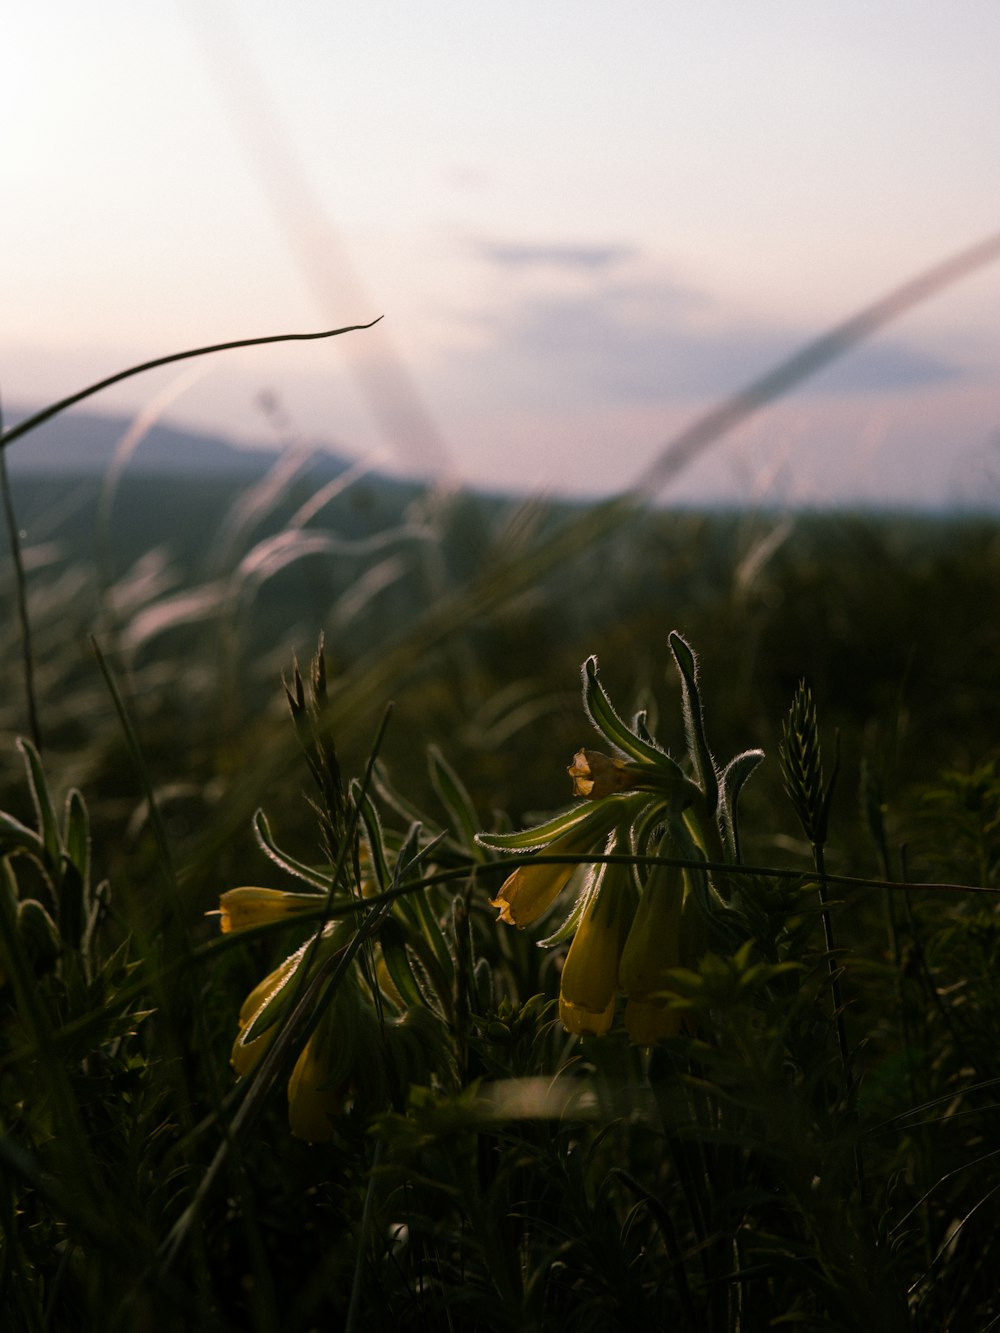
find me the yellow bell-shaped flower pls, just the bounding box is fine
[287,1014,343,1143]
[620,864,701,1045]
[217,886,325,934]
[558,859,635,1036]
[230,948,303,1075]
[490,826,592,928]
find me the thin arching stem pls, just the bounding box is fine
[0,395,42,749]
[0,318,382,455]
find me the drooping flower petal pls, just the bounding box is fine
[620,864,708,1043]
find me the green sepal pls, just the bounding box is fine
[535,865,601,948]
[239,926,346,1048]
[668,632,719,814]
[669,816,716,922]
[0,810,45,861]
[718,749,765,862]
[238,942,311,1049]
[18,739,61,870]
[63,790,91,888]
[252,809,332,891]
[582,657,683,774]
[477,791,646,852]
[633,709,657,747]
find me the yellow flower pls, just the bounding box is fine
[216,886,325,934]
[230,948,303,1075]
[485,795,647,929]
[623,997,684,1044]
[619,865,682,986]
[490,851,583,928]
[558,859,636,1036]
[287,1020,342,1143]
[620,865,703,1045]
[228,924,348,1078]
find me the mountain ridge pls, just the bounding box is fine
[3,404,350,478]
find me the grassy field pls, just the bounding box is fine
[1,393,999,1330]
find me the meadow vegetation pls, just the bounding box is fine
[1,339,999,1330]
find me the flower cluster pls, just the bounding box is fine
[217,883,450,1142]
[478,637,762,1043]
[216,890,365,1140]
[214,646,456,1142]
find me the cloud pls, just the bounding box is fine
[476,240,638,272]
[446,257,958,410]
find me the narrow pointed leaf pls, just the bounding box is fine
[252,810,332,892]
[428,744,482,855]
[582,657,682,772]
[668,632,718,814]
[718,749,765,862]
[17,739,61,869]
[350,781,391,893]
[63,790,91,888]
[477,792,645,853]
[0,810,46,860]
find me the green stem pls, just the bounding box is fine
[812,841,865,1202]
[0,320,381,454]
[0,405,42,750]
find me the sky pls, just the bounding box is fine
[3,1,1000,506]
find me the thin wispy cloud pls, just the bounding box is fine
[449,247,958,410]
[476,240,638,272]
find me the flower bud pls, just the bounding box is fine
[567,750,639,799]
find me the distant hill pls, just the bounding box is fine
[1,403,463,588]
[3,404,347,478]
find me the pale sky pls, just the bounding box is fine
[3,1,1000,505]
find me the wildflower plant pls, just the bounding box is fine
[478,631,764,1042]
[213,644,457,1143]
